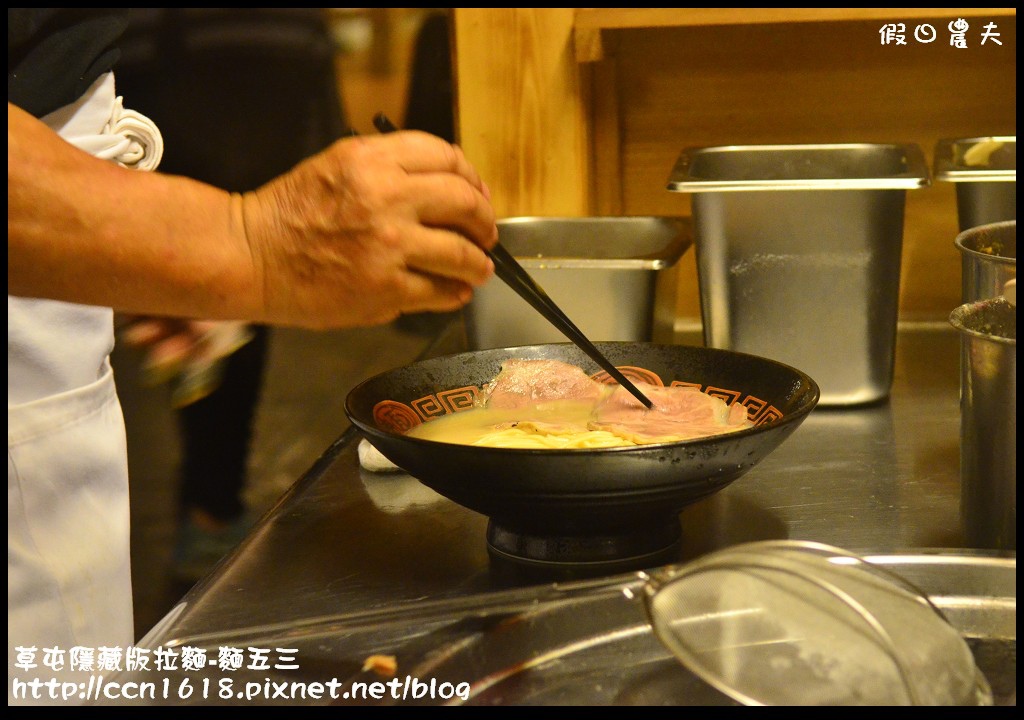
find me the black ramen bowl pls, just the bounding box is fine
[345,342,819,572]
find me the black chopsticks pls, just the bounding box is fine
[372,113,653,410]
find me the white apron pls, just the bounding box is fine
[8,72,162,704]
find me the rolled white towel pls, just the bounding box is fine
[106,95,164,171]
[358,439,402,473]
[44,73,164,172]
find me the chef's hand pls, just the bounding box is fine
[118,316,252,385]
[241,130,498,330]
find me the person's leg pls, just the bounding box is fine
[403,12,455,142]
[171,326,268,582]
[177,325,269,525]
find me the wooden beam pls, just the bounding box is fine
[453,9,590,218]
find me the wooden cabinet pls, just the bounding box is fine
[453,8,1016,322]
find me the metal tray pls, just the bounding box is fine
[934,137,1016,183]
[464,216,690,349]
[934,137,1016,231]
[375,551,1015,706]
[664,142,929,406]
[112,551,1011,706]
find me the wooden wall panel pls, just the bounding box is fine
[454,9,1015,325]
[452,9,590,218]
[607,19,1016,321]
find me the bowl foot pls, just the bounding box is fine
[486,517,681,582]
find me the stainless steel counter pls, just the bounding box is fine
[120,320,1013,704]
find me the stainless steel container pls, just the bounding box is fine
[667,143,930,406]
[464,217,690,349]
[954,220,1016,303]
[935,137,1016,232]
[949,298,1016,551]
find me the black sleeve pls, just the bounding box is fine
[8,8,128,118]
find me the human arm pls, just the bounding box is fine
[8,101,497,329]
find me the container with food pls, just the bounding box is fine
[666,143,930,406]
[464,217,690,350]
[934,137,1016,232]
[954,219,1016,304]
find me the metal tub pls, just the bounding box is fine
[955,220,1016,304]
[667,143,930,406]
[935,137,1016,232]
[950,298,1016,551]
[464,217,690,350]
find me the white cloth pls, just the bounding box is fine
[357,438,402,473]
[42,75,164,171]
[8,72,162,705]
